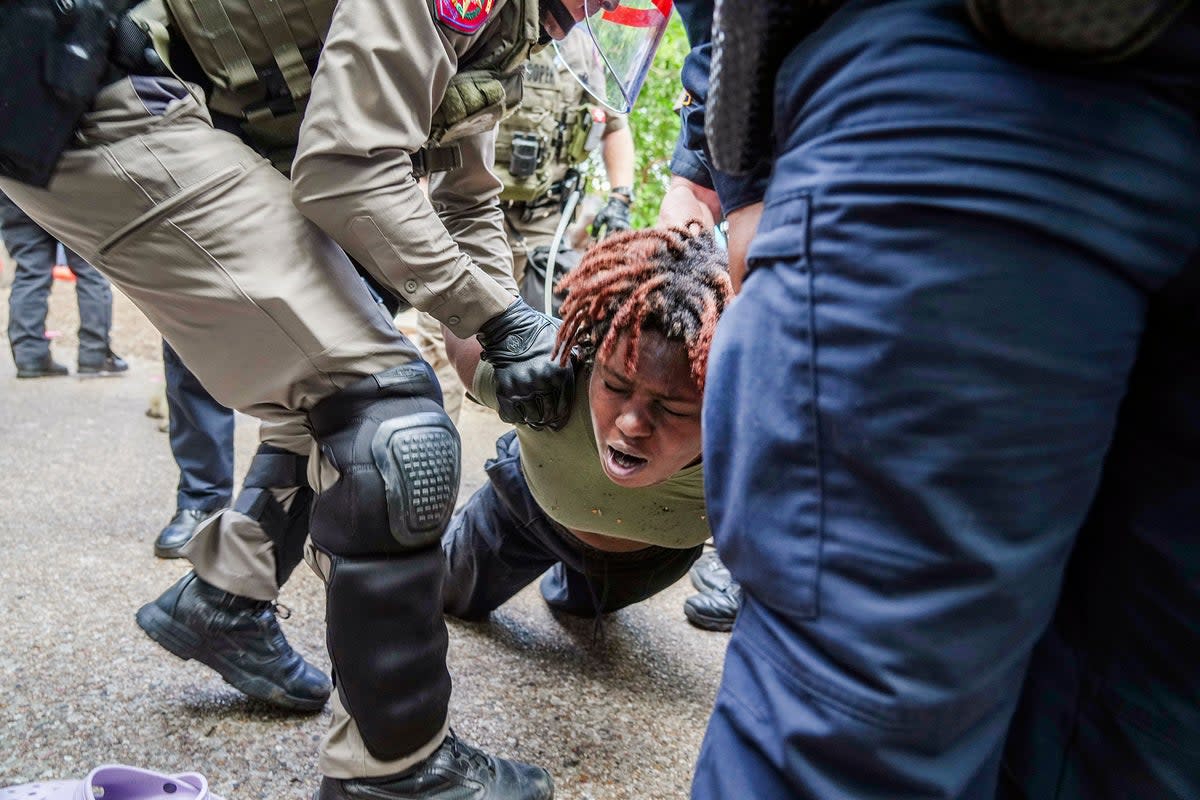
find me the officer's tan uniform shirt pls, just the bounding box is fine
[292,0,531,339]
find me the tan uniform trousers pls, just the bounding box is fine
[0,76,441,777]
[411,202,563,423]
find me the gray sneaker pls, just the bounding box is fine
[15,354,69,379]
[683,581,741,633]
[78,350,129,377]
[688,549,733,594]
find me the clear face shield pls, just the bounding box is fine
[553,0,673,114]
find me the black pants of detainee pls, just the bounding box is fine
[442,430,704,621]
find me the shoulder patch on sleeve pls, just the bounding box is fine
[435,0,496,34]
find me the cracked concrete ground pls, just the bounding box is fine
[0,279,728,799]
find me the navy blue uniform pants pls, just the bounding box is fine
[1,192,113,366]
[163,340,235,512]
[695,2,1200,798]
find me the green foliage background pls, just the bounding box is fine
[584,15,689,229]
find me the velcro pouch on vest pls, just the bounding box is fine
[560,106,594,166]
[164,0,329,120]
[0,0,132,187]
[496,161,552,203]
[966,0,1194,63]
[495,45,593,205]
[241,108,308,175]
[429,70,509,146]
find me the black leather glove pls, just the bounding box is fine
[477,298,575,430]
[590,192,633,239]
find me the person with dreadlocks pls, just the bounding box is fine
[440,222,732,620]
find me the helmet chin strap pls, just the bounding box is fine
[538,0,579,43]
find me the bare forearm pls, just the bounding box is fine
[443,325,484,388]
[601,126,635,190]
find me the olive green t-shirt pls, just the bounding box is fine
[473,362,710,548]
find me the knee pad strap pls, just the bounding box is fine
[233,444,313,587]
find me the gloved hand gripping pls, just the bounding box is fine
[477,298,575,431]
[591,193,632,239]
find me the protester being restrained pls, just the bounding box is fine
[442,222,731,620]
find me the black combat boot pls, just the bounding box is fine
[136,571,331,711]
[15,353,69,378]
[315,731,554,800]
[78,349,129,377]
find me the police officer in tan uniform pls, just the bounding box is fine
[0,0,674,796]
[411,34,636,422]
[495,36,636,286]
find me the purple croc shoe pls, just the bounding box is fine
[0,764,223,800]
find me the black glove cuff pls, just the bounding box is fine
[607,195,632,211]
[477,298,529,344]
[609,185,635,204]
[477,299,553,366]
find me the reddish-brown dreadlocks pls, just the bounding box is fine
[553,221,732,392]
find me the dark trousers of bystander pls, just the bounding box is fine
[1,192,113,368]
[163,340,236,514]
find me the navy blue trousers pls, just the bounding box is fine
[163,340,235,512]
[1,192,112,365]
[695,2,1200,798]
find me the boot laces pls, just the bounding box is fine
[446,729,496,775]
[258,602,295,657]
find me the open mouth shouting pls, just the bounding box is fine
[604,443,648,481]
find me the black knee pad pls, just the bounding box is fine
[233,444,312,587]
[308,364,460,556]
[325,548,450,760]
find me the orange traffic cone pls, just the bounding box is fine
[52,264,75,282]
